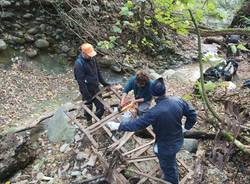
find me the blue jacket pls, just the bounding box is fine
[119,96,197,155]
[74,54,108,101]
[123,76,153,102]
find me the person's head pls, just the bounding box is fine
[136,71,149,87]
[150,77,166,97]
[80,43,97,59]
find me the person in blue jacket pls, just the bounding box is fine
[74,43,110,124]
[107,78,197,184]
[121,70,153,116]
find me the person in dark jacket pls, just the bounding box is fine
[107,78,197,184]
[121,71,153,116]
[74,43,110,124]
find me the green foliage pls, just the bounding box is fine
[182,93,193,101]
[112,25,122,33]
[141,37,154,47]
[97,36,118,49]
[153,0,218,34]
[237,43,249,51]
[194,80,217,97]
[230,44,238,54]
[120,1,134,17]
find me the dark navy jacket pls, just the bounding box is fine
[119,96,197,155]
[123,76,153,102]
[74,54,108,101]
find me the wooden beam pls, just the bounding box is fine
[137,165,160,184]
[88,112,121,133]
[128,169,171,184]
[96,96,114,113]
[122,140,154,156]
[75,121,99,148]
[127,155,157,163]
[81,103,100,122]
[110,87,122,99]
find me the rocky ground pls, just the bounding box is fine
[1,0,250,183]
[0,60,79,134]
[1,57,249,183]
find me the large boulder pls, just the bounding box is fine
[99,55,115,68]
[183,139,199,153]
[25,48,38,58]
[162,69,176,79]
[0,0,11,7]
[35,39,50,49]
[0,39,7,50]
[110,64,122,73]
[27,28,39,35]
[148,69,162,80]
[0,11,15,20]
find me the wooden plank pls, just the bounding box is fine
[81,103,100,122]
[122,140,154,156]
[177,159,190,171]
[133,135,154,156]
[75,121,99,148]
[146,127,155,137]
[87,111,120,131]
[127,155,157,163]
[108,132,134,150]
[132,145,151,158]
[128,169,171,184]
[91,146,129,184]
[180,170,194,184]
[110,87,122,99]
[137,165,160,184]
[96,96,114,113]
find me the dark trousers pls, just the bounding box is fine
[84,97,104,121]
[156,153,179,184]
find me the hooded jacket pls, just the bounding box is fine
[119,96,197,155]
[74,54,108,101]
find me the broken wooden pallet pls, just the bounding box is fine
[69,87,192,184]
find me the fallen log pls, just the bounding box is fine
[190,28,250,37]
[185,131,250,154]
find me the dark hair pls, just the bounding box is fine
[136,71,149,85]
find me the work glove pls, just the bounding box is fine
[106,121,120,131]
[182,125,188,133]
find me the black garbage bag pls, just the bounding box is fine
[203,59,238,82]
[226,35,240,44]
[242,79,250,88]
[203,62,225,82]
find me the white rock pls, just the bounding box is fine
[59,143,69,153]
[162,69,176,79]
[86,154,97,167]
[226,81,236,92]
[0,39,7,50]
[148,69,162,80]
[76,152,89,161]
[71,171,82,176]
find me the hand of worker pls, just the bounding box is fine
[104,83,111,91]
[106,121,120,131]
[120,98,129,108]
[182,125,188,133]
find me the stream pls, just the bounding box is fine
[0,42,220,133]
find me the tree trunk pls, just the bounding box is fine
[190,28,250,37]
